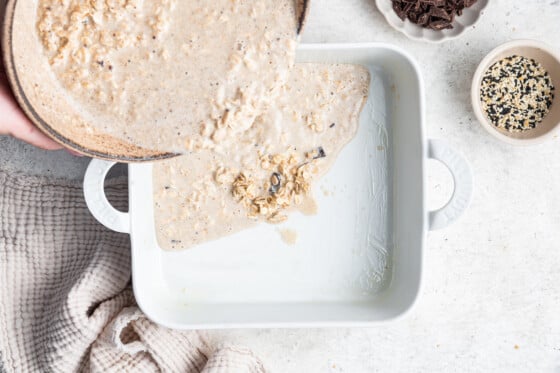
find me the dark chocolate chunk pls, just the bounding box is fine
[390,0,477,30]
[268,172,282,195]
[313,146,326,159]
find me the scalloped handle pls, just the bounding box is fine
[83,159,130,234]
[428,139,473,231]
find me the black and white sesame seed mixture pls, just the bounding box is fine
[480,55,555,132]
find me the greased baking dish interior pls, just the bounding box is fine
[84,43,473,329]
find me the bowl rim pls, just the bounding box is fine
[375,0,488,43]
[471,39,560,146]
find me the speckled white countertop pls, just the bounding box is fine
[1,0,560,371]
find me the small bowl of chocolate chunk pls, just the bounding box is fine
[472,40,560,145]
[376,0,488,43]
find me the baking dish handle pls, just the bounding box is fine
[83,159,130,234]
[428,139,473,231]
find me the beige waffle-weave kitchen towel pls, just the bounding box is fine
[0,169,265,373]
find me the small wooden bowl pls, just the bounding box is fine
[2,0,309,162]
[471,40,560,145]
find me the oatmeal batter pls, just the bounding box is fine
[36,0,369,250]
[153,64,370,250]
[37,0,299,152]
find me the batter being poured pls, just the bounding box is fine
[154,64,369,250]
[36,0,370,250]
[37,0,300,152]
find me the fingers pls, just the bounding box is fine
[0,67,63,150]
[9,118,63,150]
[0,96,63,150]
[2,58,81,154]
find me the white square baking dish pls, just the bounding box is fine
[84,43,473,329]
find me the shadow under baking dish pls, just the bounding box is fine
[128,44,425,328]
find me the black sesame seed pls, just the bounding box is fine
[480,55,554,132]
